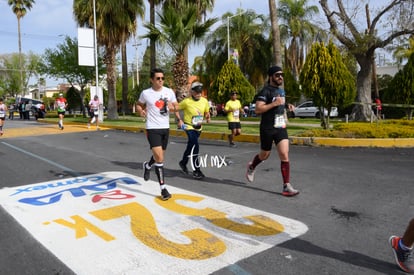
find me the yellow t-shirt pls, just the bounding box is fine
[224,99,242,122]
[179,97,210,130]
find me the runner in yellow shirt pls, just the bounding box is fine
[224,91,244,147]
[177,82,211,179]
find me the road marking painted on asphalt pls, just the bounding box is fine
[1,142,80,176]
[0,124,106,139]
[0,171,308,274]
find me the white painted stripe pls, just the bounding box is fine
[0,171,308,274]
[1,141,80,176]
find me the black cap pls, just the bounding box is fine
[268,66,283,76]
[230,91,237,95]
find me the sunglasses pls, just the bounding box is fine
[155,77,165,81]
[273,73,284,78]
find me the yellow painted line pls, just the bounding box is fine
[1,124,109,139]
[310,137,414,148]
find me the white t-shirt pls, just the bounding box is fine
[138,86,177,129]
[89,99,101,110]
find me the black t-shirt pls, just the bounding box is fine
[255,85,286,130]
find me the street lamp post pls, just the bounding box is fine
[227,11,246,60]
[133,41,142,88]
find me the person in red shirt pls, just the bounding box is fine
[374,97,382,119]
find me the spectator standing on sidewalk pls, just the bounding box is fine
[55,93,68,130]
[8,103,15,120]
[224,91,244,147]
[177,82,210,179]
[0,98,8,136]
[137,68,180,201]
[245,65,299,197]
[390,218,414,273]
[374,97,382,119]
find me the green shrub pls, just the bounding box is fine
[296,120,414,138]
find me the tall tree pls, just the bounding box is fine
[268,0,282,66]
[300,41,356,129]
[148,0,163,69]
[387,53,414,120]
[0,52,40,98]
[319,0,414,121]
[278,0,319,81]
[210,60,255,105]
[163,0,215,63]
[73,0,145,119]
[8,0,35,95]
[204,9,270,91]
[143,3,217,100]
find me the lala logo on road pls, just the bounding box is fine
[0,171,308,274]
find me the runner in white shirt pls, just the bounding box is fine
[0,98,8,136]
[88,95,102,129]
[137,68,180,201]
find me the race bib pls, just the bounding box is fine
[274,114,286,128]
[92,109,99,116]
[191,115,203,126]
[0,111,5,118]
[58,102,66,112]
[233,110,240,119]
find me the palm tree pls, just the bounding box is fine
[8,0,35,95]
[204,9,270,90]
[143,3,217,100]
[148,0,163,69]
[163,0,215,63]
[268,0,282,66]
[73,0,145,119]
[148,0,215,69]
[278,0,319,80]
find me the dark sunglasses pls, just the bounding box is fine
[273,73,284,78]
[155,77,165,81]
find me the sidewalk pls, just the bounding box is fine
[6,119,413,148]
[87,121,414,148]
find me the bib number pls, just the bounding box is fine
[273,114,286,128]
[233,110,240,119]
[191,115,203,127]
[0,111,5,118]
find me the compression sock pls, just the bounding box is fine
[154,163,165,186]
[251,154,263,169]
[148,156,155,167]
[281,161,290,184]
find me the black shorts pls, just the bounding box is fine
[260,128,289,151]
[228,122,241,130]
[146,129,169,150]
[90,109,98,118]
[57,111,65,116]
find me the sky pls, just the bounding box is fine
[0,0,390,87]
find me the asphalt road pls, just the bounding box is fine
[0,119,413,275]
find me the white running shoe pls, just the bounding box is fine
[246,162,255,183]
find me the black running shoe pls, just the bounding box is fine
[161,188,171,200]
[179,161,188,174]
[193,170,205,180]
[143,161,150,181]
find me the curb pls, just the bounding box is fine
[39,121,414,148]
